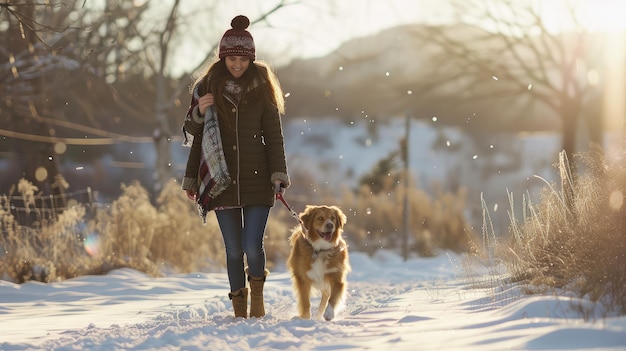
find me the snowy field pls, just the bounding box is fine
[1,250,625,351]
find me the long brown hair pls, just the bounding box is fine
[191,58,285,130]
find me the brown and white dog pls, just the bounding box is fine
[287,205,351,321]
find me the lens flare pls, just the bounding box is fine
[35,167,48,182]
[609,190,623,211]
[83,233,101,257]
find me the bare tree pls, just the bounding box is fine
[414,0,606,172]
[0,1,74,46]
[1,0,155,194]
[1,1,73,193]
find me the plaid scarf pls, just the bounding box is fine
[195,89,231,222]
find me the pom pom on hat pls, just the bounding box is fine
[219,15,255,60]
[231,15,250,30]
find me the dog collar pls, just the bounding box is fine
[311,248,331,259]
[303,236,330,259]
[309,241,345,260]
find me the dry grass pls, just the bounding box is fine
[0,179,226,282]
[498,151,626,314]
[1,174,478,284]
[336,180,477,257]
[1,179,106,282]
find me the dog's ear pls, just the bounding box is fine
[299,205,315,229]
[332,206,347,229]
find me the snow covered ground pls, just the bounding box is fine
[1,250,625,351]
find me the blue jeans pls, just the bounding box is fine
[215,206,270,292]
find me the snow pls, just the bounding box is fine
[1,251,625,350]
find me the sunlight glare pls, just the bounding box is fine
[578,0,626,32]
[543,0,626,33]
[603,32,626,136]
[609,190,623,211]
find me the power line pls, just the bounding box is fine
[0,128,184,145]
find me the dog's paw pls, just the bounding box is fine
[292,313,311,320]
[323,305,335,321]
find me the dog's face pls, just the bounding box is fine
[299,205,347,250]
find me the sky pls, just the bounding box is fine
[163,0,626,76]
[244,0,446,61]
[212,0,626,59]
[1,250,625,350]
[167,0,446,75]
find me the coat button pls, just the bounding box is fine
[231,108,236,113]
[232,180,237,184]
[232,145,237,150]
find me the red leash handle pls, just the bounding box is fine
[276,193,299,220]
[276,192,306,230]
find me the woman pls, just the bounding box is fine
[181,15,290,319]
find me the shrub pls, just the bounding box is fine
[0,179,105,282]
[0,179,229,282]
[339,179,477,257]
[1,173,479,283]
[503,151,626,314]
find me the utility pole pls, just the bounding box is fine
[402,114,410,261]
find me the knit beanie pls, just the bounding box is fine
[219,15,255,60]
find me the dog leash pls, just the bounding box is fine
[275,191,307,233]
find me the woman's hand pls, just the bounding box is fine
[198,93,214,115]
[185,189,197,201]
[274,180,285,195]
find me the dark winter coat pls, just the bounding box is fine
[181,79,290,210]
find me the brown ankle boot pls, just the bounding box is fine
[247,268,269,318]
[228,287,248,318]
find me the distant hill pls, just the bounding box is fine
[277,23,561,132]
